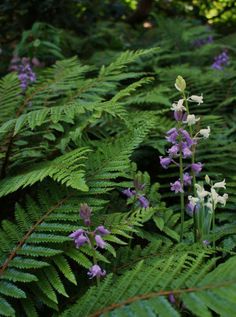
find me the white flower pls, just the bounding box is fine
[213,179,226,189]
[171,99,186,112]
[211,188,219,207]
[188,195,199,207]
[188,94,203,105]
[183,114,200,126]
[195,184,210,200]
[199,126,210,139]
[217,193,228,206]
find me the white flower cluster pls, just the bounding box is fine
[173,77,211,139]
[188,176,228,214]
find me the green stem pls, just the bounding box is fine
[91,237,100,287]
[212,205,216,251]
[183,92,197,242]
[179,151,185,242]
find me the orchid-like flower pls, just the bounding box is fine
[216,193,228,206]
[170,180,184,193]
[188,94,203,105]
[87,265,106,279]
[95,235,106,249]
[199,126,210,139]
[188,195,200,207]
[195,184,209,200]
[183,114,200,126]
[171,99,186,112]
[213,179,226,189]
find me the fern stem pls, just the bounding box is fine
[0,196,69,275]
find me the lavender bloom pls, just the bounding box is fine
[69,229,89,248]
[69,229,85,239]
[174,111,182,122]
[193,36,213,48]
[191,162,203,174]
[160,156,172,169]
[166,128,178,144]
[96,225,110,236]
[95,235,106,249]
[168,293,176,304]
[87,264,106,279]
[180,129,195,147]
[186,201,195,216]
[122,188,136,198]
[212,50,229,70]
[17,58,36,90]
[80,203,92,226]
[170,180,184,194]
[138,195,149,208]
[183,173,192,186]
[182,143,192,158]
[203,240,210,246]
[75,234,89,248]
[168,144,179,157]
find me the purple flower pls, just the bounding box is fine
[9,55,37,91]
[168,293,176,304]
[69,229,89,248]
[170,180,184,194]
[180,129,195,147]
[138,195,149,208]
[87,264,106,279]
[95,235,106,249]
[183,173,192,186]
[212,50,229,70]
[75,234,89,248]
[186,202,195,216]
[69,229,85,239]
[168,144,179,157]
[193,35,213,48]
[160,156,172,169]
[122,188,136,198]
[80,203,92,226]
[182,143,192,158]
[166,128,178,144]
[191,162,203,174]
[96,225,110,236]
[203,240,210,246]
[174,111,182,122]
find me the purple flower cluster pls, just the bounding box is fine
[211,50,229,70]
[122,179,149,209]
[69,203,110,279]
[69,225,109,249]
[192,35,213,48]
[159,122,203,194]
[9,56,39,90]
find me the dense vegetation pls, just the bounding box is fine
[0,1,236,316]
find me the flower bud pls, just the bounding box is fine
[175,75,186,92]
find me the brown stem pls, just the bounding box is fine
[89,280,236,317]
[0,195,69,276]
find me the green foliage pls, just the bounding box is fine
[1,13,236,316]
[59,243,236,317]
